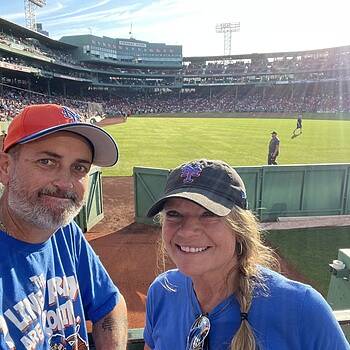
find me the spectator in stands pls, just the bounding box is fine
[0,104,127,349]
[0,130,6,151]
[268,131,280,165]
[143,159,349,350]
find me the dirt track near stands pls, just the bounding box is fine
[96,116,126,126]
[86,177,314,329]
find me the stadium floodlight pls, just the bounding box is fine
[24,0,47,31]
[29,0,46,7]
[216,22,240,56]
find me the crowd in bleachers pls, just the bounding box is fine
[113,92,350,114]
[0,88,93,120]
[1,85,350,121]
[183,52,350,76]
[0,54,89,81]
[0,32,78,66]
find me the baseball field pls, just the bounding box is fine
[102,116,350,176]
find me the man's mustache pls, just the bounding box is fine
[38,187,79,204]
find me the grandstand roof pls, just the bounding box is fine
[0,17,77,50]
[183,44,350,62]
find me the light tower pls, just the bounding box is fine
[216,22,240,56]
[24,0,46,32]
[129,22,134,39]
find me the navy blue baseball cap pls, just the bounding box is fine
[147,159,248,217]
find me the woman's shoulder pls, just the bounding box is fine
[258,267,320,298]
[254,268,334,320]
[148,269,189,294]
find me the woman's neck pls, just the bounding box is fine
[192,270,239,314]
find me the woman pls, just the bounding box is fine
[143,159,349,350]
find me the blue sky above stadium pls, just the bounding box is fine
[2,0,350,56]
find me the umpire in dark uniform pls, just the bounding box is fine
[268,131,280,165]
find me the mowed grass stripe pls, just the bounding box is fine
[103,117,350,176]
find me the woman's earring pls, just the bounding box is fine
[237,241,243,256]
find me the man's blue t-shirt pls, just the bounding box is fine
[144,268,349,350]
[0,221,120,349]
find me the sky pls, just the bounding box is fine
[2,0,350,57]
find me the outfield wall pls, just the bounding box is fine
[134,163,350,223]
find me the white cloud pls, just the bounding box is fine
[4,12,24,21]
[42,0,111,20]
[37,2,65,18]
[45,2,139,28]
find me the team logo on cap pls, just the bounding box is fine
[180,163,202,183]
[62,106,81,122]
[240,190,248,209]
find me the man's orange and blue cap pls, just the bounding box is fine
[2,104,118,167]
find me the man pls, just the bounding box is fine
[0,104,127,349]
[297,112,303,132]
[268,131,280,165]
[292,112,303,138]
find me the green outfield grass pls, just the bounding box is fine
[265,227,350,296]
[103,117,350,176]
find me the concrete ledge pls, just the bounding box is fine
[261,215,350,231]
[333,309,350,325]
[88,329,145,349]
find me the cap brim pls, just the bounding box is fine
[19,123,118,167]
[147,189,233,217]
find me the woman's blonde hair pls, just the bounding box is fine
[225,207,279,350]
[156,205,279,350]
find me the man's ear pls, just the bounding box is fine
[0,151,11,186]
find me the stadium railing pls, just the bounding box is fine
[87,313,350,348]
[88,328,144,349]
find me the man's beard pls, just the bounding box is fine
[7,175,84,231]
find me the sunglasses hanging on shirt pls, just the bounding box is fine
[186,314,211,350]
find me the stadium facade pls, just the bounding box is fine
[1,16,350,117]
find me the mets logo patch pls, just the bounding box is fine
[62,106,81,123]
[180,163,202,183]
